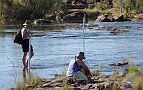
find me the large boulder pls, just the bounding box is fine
[63,11,88,23]
[114,15,125,21]
[95,14,113,22]
[96,14,130,22]
[134,14,143,19]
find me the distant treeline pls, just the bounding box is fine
[0,0,143,22]
[112,0,143,17]
[0,0,66,22]
[86,0,143,17]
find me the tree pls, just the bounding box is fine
[0,0,4,20]
[135,0,143,14]
[0,0,66,21]
[113,0,135,17]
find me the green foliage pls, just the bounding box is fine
[114,0,134,17]
[113,0,143,17]
[14,81,25,90]
[0,0,66,21]
[85,8,101,13]
[125,64,138,76]
[62,80,73,90]
[26,75,43,86]
[135,0,143,14]
[91,69,101,76]
[5,4,31,21]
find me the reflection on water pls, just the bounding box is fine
[0,22,143,89]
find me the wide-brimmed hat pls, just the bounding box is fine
[76,52,85,59]
[23,20,31,26]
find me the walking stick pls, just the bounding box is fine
[27,34,31,71]
[82,13,86,52]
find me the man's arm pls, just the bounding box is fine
[77,60,92,77]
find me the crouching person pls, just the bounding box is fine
[66,52,92,84]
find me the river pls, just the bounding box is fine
[0,21,143,89]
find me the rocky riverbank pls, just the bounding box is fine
[11,61,143,90]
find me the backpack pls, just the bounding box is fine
[14,30,23,44]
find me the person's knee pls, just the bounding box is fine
[23,52,27,57]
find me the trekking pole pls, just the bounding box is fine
[28,34,31,71]
[82,13,86,52]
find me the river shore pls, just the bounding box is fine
[10,61,143,90]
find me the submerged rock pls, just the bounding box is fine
[109,60,129,66]
[33,19,52,24]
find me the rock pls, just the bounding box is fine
[114,15,125,21]
[107,14,115,22]
[117,61,128,66]
[46,87,62,90]
[63,11,88,23]
[33,88,46,90]
[109,60,129,66]
[52,83,63,87]
[95,14,112,22]
[72,87,81,90]
[44,79,51,83]
[91,84,98,89]
[96,14,130,22]
[42,83,53,87]
[134,14,143,19]
[120,82,133,90]
[97,83,105,90]
[33,19,52,24]
[81,84,92,90]
[50,77,66,83]
[42,77,66,87]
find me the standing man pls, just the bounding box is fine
[21,20,34,68]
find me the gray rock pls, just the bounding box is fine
[34,88,46,90]
[120,82,133,90]
[81,84,92,90]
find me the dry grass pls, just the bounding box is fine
[13,74,43,90]
[62,80,73,90]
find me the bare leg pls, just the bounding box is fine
[22,52,27,67]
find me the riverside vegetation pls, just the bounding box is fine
[11,62,143,90]
[0,0,143,23]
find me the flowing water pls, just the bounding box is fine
[0,21,143,89]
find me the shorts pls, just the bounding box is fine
[67,71,88,84]
[21,39,33,52]
[73,71,88,81]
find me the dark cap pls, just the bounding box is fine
[76,52,85,59]
[23,20,31,26]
